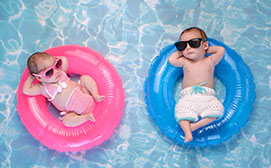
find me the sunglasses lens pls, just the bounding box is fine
[175,42,186,51]
[175,38,204,51]
[45,69,54,78]
[189,39,201,48]
[55,59,62,69]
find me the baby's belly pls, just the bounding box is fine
[182,76,214,89]
[51,80,79,111]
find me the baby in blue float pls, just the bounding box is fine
[168,27,225,143]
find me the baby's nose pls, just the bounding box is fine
[186,43,192,50]
[54,69,61,75]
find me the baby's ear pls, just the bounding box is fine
[204,41,209,50]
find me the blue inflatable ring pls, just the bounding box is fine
[144,38,255,146]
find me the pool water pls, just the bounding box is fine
[0,0,270,167]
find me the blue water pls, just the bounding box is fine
[0,0,270,167]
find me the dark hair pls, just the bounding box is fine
[179,27,207,40]
[27,52,52,76]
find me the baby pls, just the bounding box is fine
[168,27,225,143]
[23,52,104,127]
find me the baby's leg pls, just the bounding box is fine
[80,75,105,102]
[62,112,95,127]
[190,117,216,132]
[179,120,193,143]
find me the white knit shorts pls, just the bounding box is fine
[175,86,224,123]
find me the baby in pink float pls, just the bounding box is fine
[23,52,104,127]
[168,27,225,143]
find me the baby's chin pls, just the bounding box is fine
[184,53,204,61]
[44,80,59,84]
[183,55,198,61]
[45,76,60,84]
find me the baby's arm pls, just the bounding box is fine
[168,51,185,67]
[207,46,225,65]
[59,56,68,72]
[23,74,42,96]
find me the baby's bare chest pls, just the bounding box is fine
[184,60,214,75]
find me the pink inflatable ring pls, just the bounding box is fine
[17,45,125,152]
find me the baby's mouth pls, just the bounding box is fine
[187,51,194,55]
[184,52,193,58]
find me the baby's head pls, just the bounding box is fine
[179,27,207,41]
[175,27,208,60]
[27,52,52,76]
[27,52,62,82]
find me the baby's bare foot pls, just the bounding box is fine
[89,113,96,122]
[184,132,193,143]
[95,95,105,102]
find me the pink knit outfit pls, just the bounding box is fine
[64,87,94,114]
[42,71,94,115]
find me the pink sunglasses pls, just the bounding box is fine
[33,58,62,79]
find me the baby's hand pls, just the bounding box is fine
[23,73,41,96]
[177,51,183,57]
[168,51,185,67]
[95,95,105,102]
[28,73,36,81]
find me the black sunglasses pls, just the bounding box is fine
[174,38,206,51]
